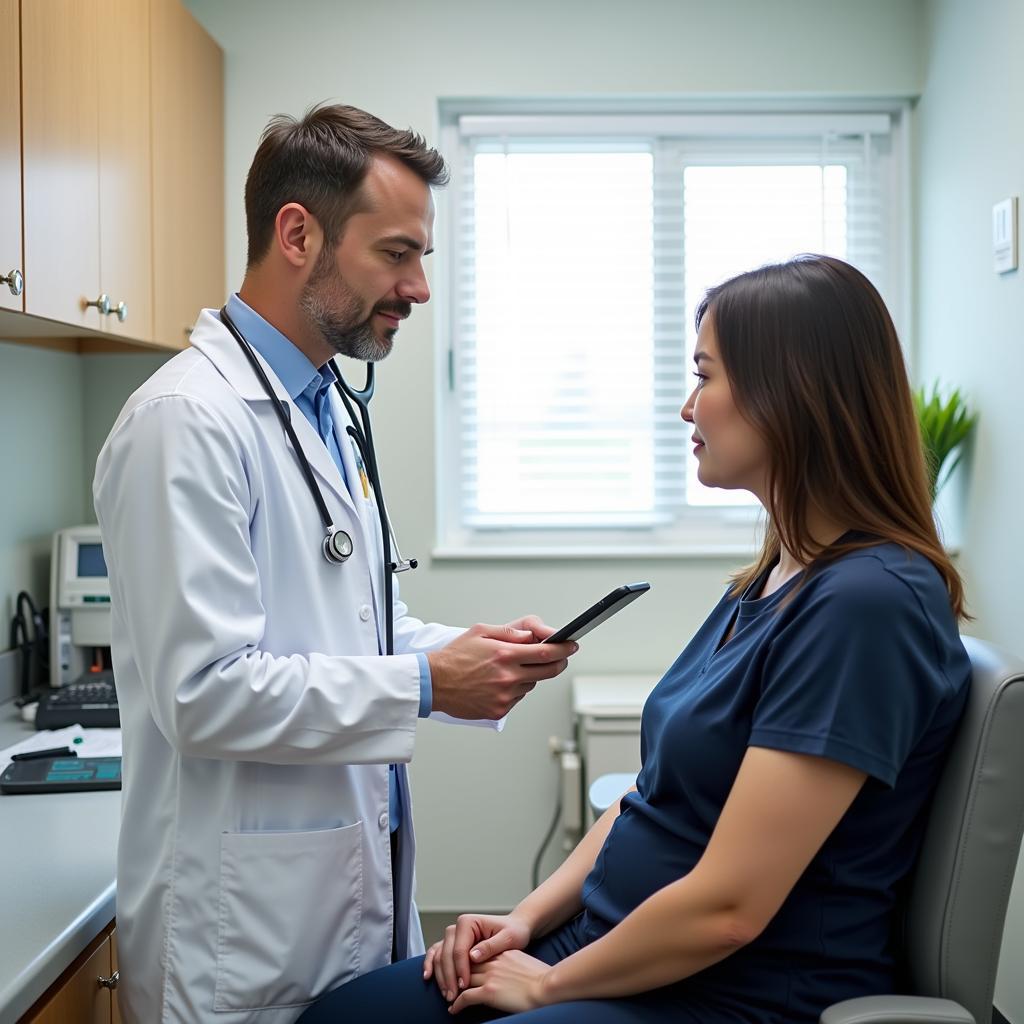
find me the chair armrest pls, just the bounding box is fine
[820,995,975,1024]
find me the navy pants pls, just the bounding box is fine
[297,913,741,1023]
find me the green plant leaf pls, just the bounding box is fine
[913,383,978,502]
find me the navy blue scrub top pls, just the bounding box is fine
[581,539,971,1022]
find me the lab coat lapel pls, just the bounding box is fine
[332,389,385,640]
[188,309,356,516]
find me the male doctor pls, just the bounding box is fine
[93,103,576,1023]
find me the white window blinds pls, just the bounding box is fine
[439,109,903,551]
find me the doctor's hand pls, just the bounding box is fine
[422,911,533,1004]
[427,622,576,721]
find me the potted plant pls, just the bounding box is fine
[913,384,978,503]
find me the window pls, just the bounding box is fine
[436,106,907,557]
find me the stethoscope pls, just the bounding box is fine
[219,306,417,657]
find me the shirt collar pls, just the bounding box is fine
[225,293,325,402]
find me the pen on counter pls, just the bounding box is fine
[11,746,78,762]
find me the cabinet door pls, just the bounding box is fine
[98,0,154,342]
[24,935,112,1024]
[0,0,23,313]
[110,927,122,1024]
[21,0,102,327]
[151,0,225,350]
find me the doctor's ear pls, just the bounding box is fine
[274,203,323,270]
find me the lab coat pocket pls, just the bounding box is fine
[214,820,363,1011]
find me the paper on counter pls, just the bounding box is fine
[0,723,122,777]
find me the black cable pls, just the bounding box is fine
[531,767,564,890]
[11,590,46,700]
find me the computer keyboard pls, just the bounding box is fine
[35,672,120,729]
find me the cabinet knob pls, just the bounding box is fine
[97,970,119,990]
[86,293,111,316]
[107,300,128,323]
[1,269,23,296]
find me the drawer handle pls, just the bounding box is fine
[86,293,111,316]
[106,300,128,323]
[1,268,23,296]
[97,970,119,990]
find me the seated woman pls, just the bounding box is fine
[298,254,971,1024]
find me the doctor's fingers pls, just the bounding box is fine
[505,654,571,683]
[505,639,578,666]
[467,622,537,644]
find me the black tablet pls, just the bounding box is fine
[544,583,651,644]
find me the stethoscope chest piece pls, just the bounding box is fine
[323,527,354,564]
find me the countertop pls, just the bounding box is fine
[0,702,119,1024]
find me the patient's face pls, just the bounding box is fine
[680,315,768,501]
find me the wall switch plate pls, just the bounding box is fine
[993,196,1018,273]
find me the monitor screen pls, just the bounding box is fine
[77,542,108,578]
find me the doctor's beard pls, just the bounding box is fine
[299,249,410,363]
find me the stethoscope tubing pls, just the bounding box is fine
[218,306,410,656]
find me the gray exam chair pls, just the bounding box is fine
[821,635,1024,1024]
[587,636,1024,1023]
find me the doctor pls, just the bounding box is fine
[93,103,576,1024]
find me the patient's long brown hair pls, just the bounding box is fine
[697,255,967,620]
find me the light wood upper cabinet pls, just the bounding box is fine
[98,0,154,342]
[8,0,221,351]
[151,0,225,349]
[0,0,23,314]
[22,0,154,342]
[21,0,102,328]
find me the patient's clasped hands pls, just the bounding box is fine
[423,911,553,1014]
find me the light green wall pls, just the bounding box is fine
[0,341,167,633]
[915,0,1024,1017]
[183,0,927,911]
[0,342,85,624]
[80,353,170,516]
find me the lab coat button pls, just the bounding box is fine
[359,604,372,622]
[378,812,389,830]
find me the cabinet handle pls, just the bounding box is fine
[1,269,23,296]
[86,293,111,316]
[107,300,128,323]
[97,970,119,990]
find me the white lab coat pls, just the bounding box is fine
[93,310,491,1023]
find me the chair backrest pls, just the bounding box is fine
[905,635,1024,1021]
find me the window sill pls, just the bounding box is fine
[431,541,961,562]
[430,543,755,562]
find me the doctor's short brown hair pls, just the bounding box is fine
[244,102,449,268]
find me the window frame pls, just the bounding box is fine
[433,99,912,561]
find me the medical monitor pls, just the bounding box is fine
[53,525,111,607]
[50,525,112,686]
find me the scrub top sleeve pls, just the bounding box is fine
[749,562,948,787]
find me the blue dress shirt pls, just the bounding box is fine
[224,294,431,832]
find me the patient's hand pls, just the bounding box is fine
[449,950,551,1015]
[422,912,533,1003]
